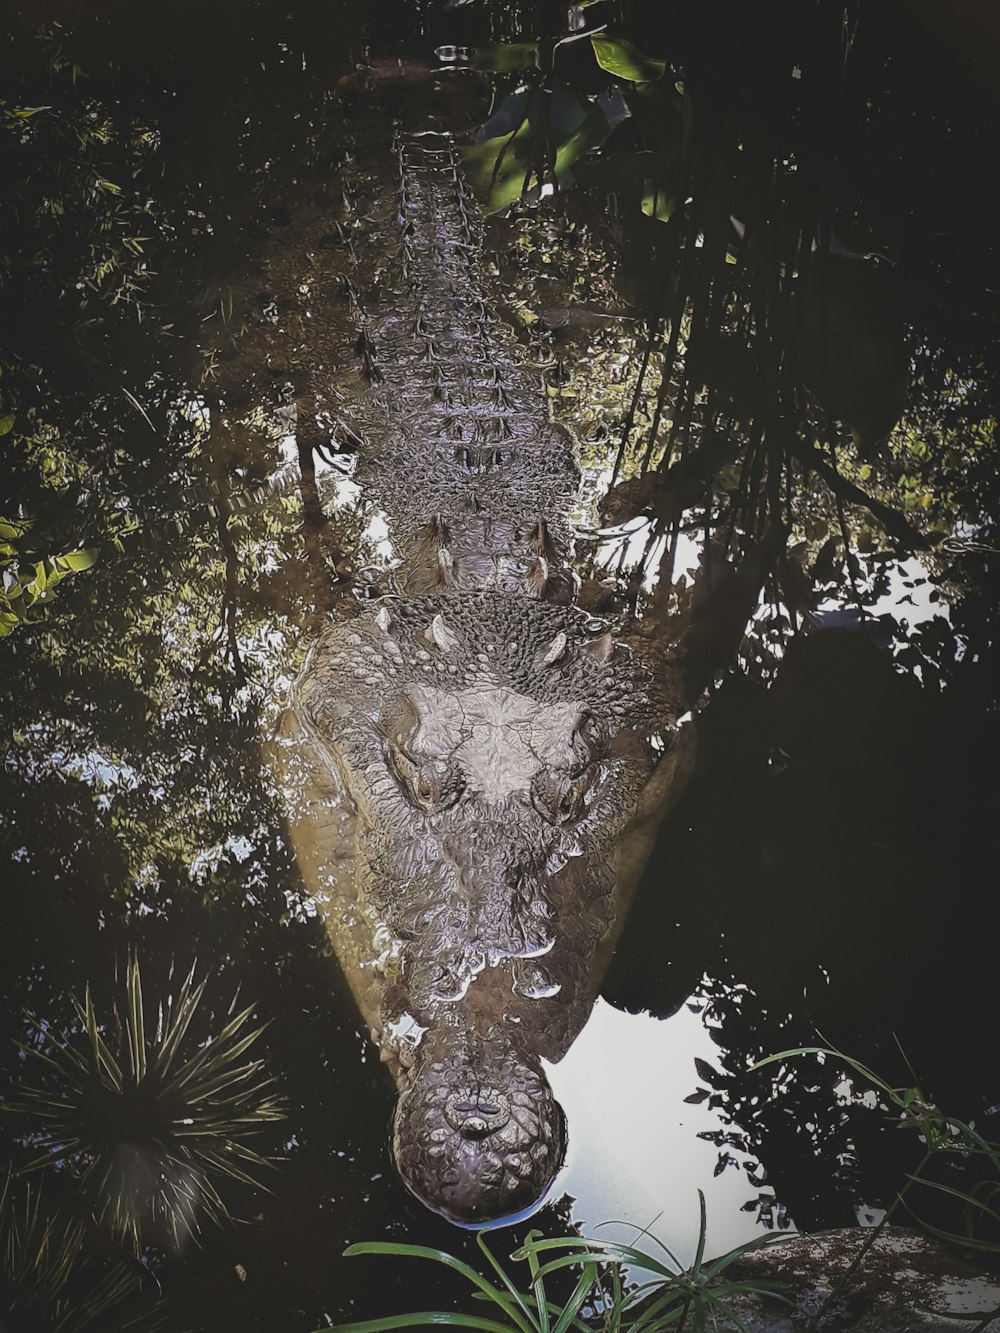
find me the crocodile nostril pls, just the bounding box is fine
[454,1099,500,1117]
[444,1090,510,1137]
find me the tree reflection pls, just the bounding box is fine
[0,0,998,1326]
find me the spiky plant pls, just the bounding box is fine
[327,1193,792,1333]
[0,1172,160,1333]
[7,955,285,1253]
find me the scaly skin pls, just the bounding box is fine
[273,132,680,1224]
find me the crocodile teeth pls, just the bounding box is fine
[426,613,459,653]
[528,556,549,597]
[540,631,567,667]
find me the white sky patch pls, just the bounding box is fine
[588,515,701,595]
[331,476,362,508]
[278,431,299,470]
[881,555,948,627]
[363,509,395,562]
[585,461,951,632]
[546,997,786,1270]
[10,742,153,811]
[189,834,255,882]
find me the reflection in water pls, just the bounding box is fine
[1,0,999,1326]
[550,996,789,1265]
[6,955,284,1254]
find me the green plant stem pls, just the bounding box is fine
[676,1291,692,1330]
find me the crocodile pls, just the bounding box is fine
[271,130,686,1224]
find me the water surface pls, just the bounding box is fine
[2,1,999,1327]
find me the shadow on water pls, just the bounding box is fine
[1,0,999,1327]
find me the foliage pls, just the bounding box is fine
[5,955,284,1253]
[590,37,666,85]
[0,515,98,638]
[460,32,665,215]
[0,3,360,642]
[755,1045,1000,1252]
[458,4,1000,700]
[0,1173,159,1333]
[754,1046,1000,1325]
[325,1194,791,1332]
[463,84,613,215]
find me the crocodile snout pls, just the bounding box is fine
[394,1044,567,1225]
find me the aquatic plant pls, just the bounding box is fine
[754,1045,1000,1328]
[756,1044,1000,1250]
[325,1192,791,1332]
[6,955,284,1252]
[0,1172,160,1333]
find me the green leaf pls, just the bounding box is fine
[0,414,15,436]
[908,1216,1000,1256]
[472,43,538,72]
[907,1176,1000,1223]
[551,1262,599,1333]
[343,1243,533,1330]
[513,1237,676,1282]
[625,81,684,159]
[751,1046,899,1098]
[475,1233,539,1333]
[520,1229,550,1333]
[641,179,676,221]
[25,560,49,597]
[692,1189,707,1275]
[462,119,536,215]
[591,36,666,83]
[700,1231,791,1279]
[553,105,613,180]
[55,548,99,572]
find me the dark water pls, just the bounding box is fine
[2,1,999,1328]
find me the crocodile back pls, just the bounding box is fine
[356,131,582,599]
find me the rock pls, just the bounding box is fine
[714,1227,1000,1331]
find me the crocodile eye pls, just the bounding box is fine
[390,745,464,813]
[570,719,602,773]
[531,767,594,827]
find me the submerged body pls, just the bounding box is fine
[274,132,680,1223]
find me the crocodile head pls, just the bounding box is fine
[287,591,665,1222]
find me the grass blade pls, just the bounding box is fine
[476,1232,541,1333]
[344,1242,534,1332]
[326,1314,523,1332]
[552,1260,599,1333]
